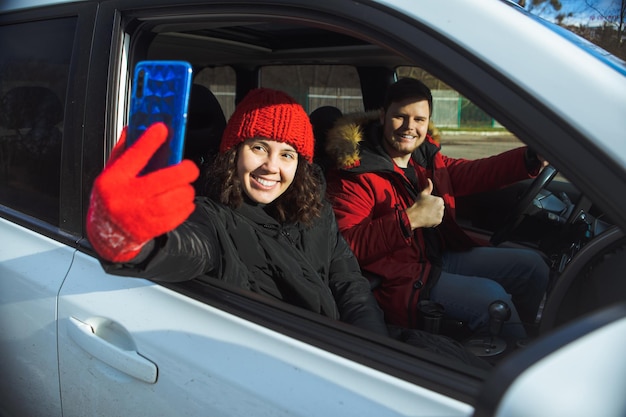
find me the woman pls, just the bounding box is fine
[86,88,488,368]
[87,88,387,334]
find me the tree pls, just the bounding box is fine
[517,0,625,60]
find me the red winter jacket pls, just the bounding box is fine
[325,112,538,328]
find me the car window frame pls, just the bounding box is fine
[87,1,496,402]
[0,2,96,245]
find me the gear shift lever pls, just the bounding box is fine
[488,300,511,338]
[464,300,511,357]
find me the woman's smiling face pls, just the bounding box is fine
[237,138,299,204]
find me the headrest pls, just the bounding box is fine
[187,84,226,131]
[184,84,227,163]
[310,105,343,142]
[310,105,343,167]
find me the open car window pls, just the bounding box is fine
[113,2,620,372]
[121,9,498,386]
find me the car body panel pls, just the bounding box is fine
[57,252,472,417]
[497,316,626,417]
[0,217,72,417]
[474,304,626,417]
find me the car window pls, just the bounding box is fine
[0,17,75,225]
[396,66,570,183]
[127,16,489,380]
[396,66,524,160]
[192,65,364,118]
[194,66,236,118]
[261,65,364,114]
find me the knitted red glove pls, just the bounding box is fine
[86,122,199,262]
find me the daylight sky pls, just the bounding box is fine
[526,0,623,27]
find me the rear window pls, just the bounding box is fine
[0,17,76,225]
[261,65,363,114]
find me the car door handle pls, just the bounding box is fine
[67,316,158,384]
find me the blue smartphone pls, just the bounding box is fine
[126,60,193,174]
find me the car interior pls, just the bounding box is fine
[114,13,626,362]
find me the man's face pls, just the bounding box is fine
[381,98,430,163]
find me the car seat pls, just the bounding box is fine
[184,84,227,169]
[183,84,227,193]
[309,105,343,171]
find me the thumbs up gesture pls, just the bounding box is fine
[86,123,199,262]
[405,179,444,230]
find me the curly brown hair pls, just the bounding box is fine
[202,146,324,226]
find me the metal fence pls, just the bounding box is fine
[431,90,459,128]
[308,87,364,114]
[431,90,502,129]
[208,85,502,130]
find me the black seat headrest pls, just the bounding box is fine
[184,84,227,164]
[309,105,343,170]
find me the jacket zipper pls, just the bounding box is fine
[407,262,427,328]
[395,171,430,328]
[264,223,296,246]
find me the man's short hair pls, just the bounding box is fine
[383,78,433,116]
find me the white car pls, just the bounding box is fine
[1,0,626,416]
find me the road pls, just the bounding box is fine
[438,132,523,159]
[439,132,566,181]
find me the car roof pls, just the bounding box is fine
[0,0,85,13]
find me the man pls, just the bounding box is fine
[325,77,549,342]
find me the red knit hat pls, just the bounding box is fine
[220,88,314,163]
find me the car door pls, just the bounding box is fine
[473,303,626,417]
[0,8,89,417]
[57,251,474,416]
[0,218,73,417]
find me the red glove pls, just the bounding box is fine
[86,123,199,262]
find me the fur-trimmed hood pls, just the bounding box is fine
[324,110,441,172]
[324,110,382,170]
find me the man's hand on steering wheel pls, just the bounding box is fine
[524,147,549,173]
[490,149,556,246]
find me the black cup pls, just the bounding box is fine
[418,300,445,334]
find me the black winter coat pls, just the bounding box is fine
[103,197,389,336]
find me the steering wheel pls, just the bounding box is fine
[490,165,558,246]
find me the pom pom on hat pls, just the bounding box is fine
[220,88,314,163]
